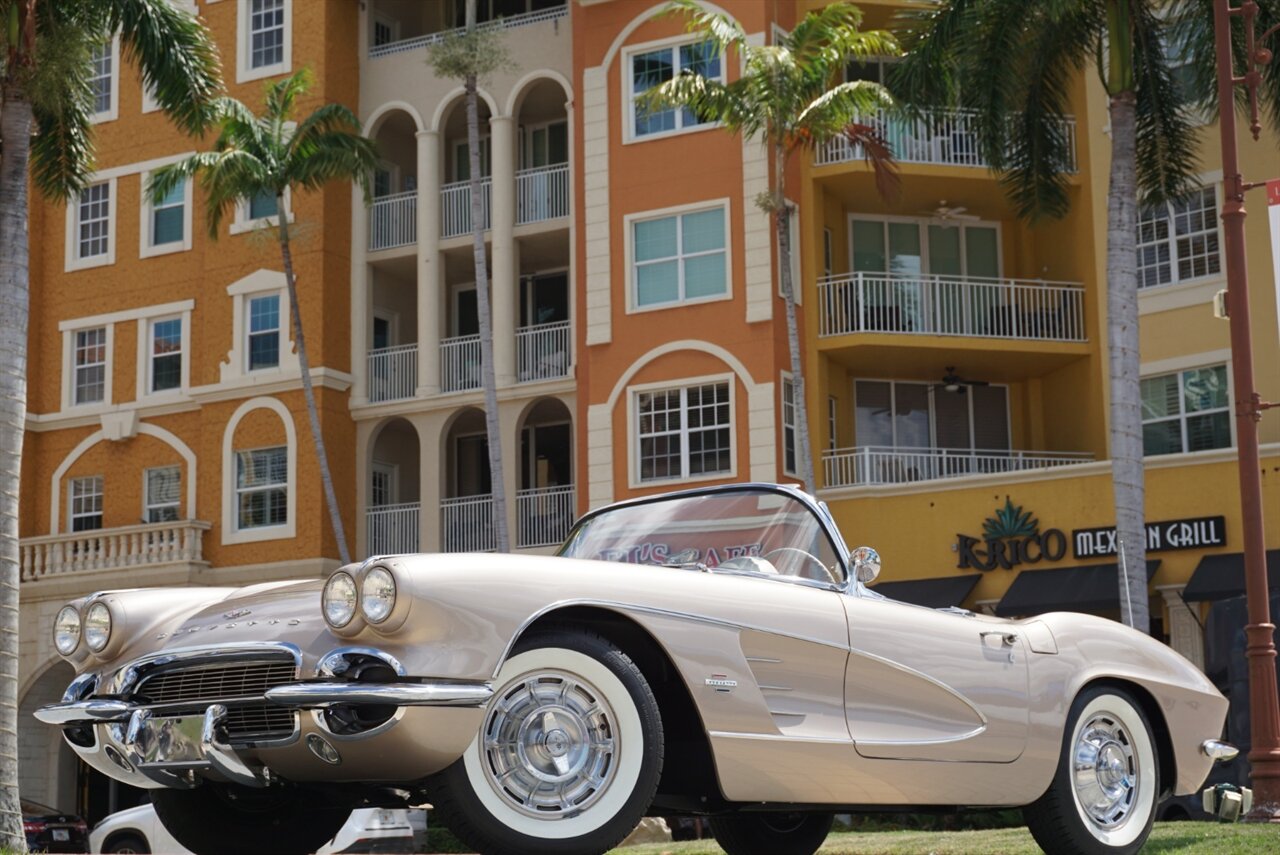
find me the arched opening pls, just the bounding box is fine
[441,408,495,552]
[516,397,575,548]
[366,418,421,555]
[438,94,494,240]
[368,108,420,253]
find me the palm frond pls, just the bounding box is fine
[795,80,894,133]
[892,0,977,105]
[30,91,94,200]
[639,74,753,136]
[110,0,222,134]
[287,130,379,199]
[26,12,96,199]
[663,0,747,54]
[1131,2,1200,206]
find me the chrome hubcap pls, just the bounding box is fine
[1073,713,1139,828]
[480,671,618,819]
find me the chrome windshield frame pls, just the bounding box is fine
[558,482,852,588]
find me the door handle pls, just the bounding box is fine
[980,630,1018,645]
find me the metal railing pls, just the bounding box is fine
[823,446,1095,488]
[442,495,496,552]
[367,343,418,403]
[440,334,482,393]
[366,502,420,556]
[368,5,569,59]
[516,163,570,225]
[368,190,416,251]
[440,177,492,238]
[817,272,1086,342]
[814,107,1078,172]
[516,321,571,382]
[516,485,576,548]
[20,520,211,581]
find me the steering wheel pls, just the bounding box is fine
[761,547,838,584]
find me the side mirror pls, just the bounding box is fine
[850,546,881,585]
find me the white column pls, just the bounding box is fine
[417,130,442,396]
[490,114,517,387]
[1158,585,1206,671]
[350,183,371,405]
[500,401,521,548]
[418,412,446,552]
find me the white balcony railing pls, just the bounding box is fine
[440,334,482,393]
[20,520,211,582]
[516,163,570,225]
[368,191,417,251]
[823,446,1095,488]
[367,343,418,403]
[516,321,571,383]
[368,5,570,59]
[440,178,492,239]
[815,108,1078,172]
[442,494,496,552]
[517,485,576,549]
[366,502,420,556]
[817,272,1086,342]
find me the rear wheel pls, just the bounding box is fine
[151,785,350,855]
[708,812,833,855]
[103,834,149,854]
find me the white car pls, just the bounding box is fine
[90,804,413,854]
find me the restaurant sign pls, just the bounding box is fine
[1072,517,1227,559]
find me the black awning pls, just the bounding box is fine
[995,560,1161,617]
[871,574,983,609]
[1183,550,1280,602]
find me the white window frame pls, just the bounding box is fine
[140,314,190,398]
[1137,184,1223,290]
[89,38,120,123]
[139,172,194,257]
[370,461,399,507]
[220,396,297,545]
[65,178,118,272]
[222,270,298,383]
[781,373,797,477]
[143,465,182,523]
[68,475,104,533]
[846,213,1005,279]
[623,34,725,144]
[1140,362,1234,457]
[231,186,293,235]
[628,373,736,488]
[62,324,113,410]
[246,293,284,373]
[236,0,292,83]
[625,199,732,314]
[234,445,289,532]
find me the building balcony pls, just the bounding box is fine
[516,484,576,548]
[369,191,417,252]
[440,333,483,393]
[442,494,496,553]
[516,164,570,225]
[20,520,212,582]
[367,4,569,60]
[516,321,571,383]
[368,343,419,403]
[817,272,1087,343]
[441,178,492,239]
[366,501,420,556]
[823,446,1095,489]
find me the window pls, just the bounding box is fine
[629,40,722,139]
[1141,365,1231,456]
[76,183,112,261]
[236,447,288,529]
[69,476,104,532]
[250,190,278,221]
[149,318,183,393]
[145,466,181,523]
[854,379,1010,451]
[150,180,186,248]
[782,379,797,476]
[247,294,281,370]
[637,381,731,482]
[73,327,108,405]
[632,205,727,309]
[1138,186,1221,289]
[89,42,115,119]
[249,0,286,70]
[453,138,492,181]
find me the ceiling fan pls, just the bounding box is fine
[939,366,990,394]
[921,200,980,223]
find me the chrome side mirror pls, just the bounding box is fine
[850,546,881,585]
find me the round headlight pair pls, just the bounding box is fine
[323,568,396,628]
[53,602,112,655]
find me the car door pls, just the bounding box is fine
[842,594,1029,762]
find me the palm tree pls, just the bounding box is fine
[1,1,219,846]
[891,0,1274,634]
[151,70,379,567]
[641,0,899,492]
[426,0,512,552]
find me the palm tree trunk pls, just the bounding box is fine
[0,86,35,851]
[1105,92,1149,633]
[774,145,816,491]
[276,209,352,565]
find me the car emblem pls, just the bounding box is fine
[223,608,252,620]
[705,675,737,693]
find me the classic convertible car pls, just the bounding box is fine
[37,484,1235,855]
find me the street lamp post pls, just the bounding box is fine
[1212,0,1280,823]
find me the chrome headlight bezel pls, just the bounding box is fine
[54,606,82,656]
[83,602,112,653]
[323,572,358,629]
[361,567,397,624]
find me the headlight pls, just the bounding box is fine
[84,602,112,652]
[361,567,396,624]
[54,606,82,655]
[323,572,357,628]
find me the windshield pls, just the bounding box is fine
[558,488,845,586]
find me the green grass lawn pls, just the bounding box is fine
[614,822,1280,854]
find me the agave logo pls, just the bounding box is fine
[957,498,1067,571]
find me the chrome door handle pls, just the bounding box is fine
[980,631,1018,645]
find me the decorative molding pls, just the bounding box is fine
[220,396,298,545]
[742,137,772,322]
[582,65,611,346]
[587,404,613,509]
[59,300,195,332]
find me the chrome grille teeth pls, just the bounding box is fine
[134,659,297,741]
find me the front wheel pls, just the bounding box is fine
[151,785,351,855]
[430,628,663,855]
[1024,686,1158,855]
[708,812,834,855]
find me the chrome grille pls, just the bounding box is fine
[136,659,297,742]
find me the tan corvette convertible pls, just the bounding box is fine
[37,484,1234,855]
